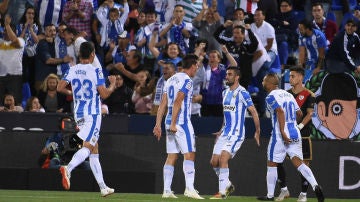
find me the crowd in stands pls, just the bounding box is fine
[0,0,360,117]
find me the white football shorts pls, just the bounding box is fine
[267,136,303,163]
[212,134,244,158]
[76,115,101,146]
[166,123,196,154]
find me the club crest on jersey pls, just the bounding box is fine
[299,95,304,100]
[98,70,104,79]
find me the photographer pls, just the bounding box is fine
[38,132,90,170]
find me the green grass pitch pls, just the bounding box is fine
[0,190,358,202]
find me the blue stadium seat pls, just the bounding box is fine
[349,0,358,10]
[22,82,31,108]
[327,12,336,22]
[293,10,305,21]
[331,0,342,11]
[339,12,357,30]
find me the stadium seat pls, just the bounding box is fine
[349,0,357,10]
[339,12,357,30]
[293,10,305,22]
[327,12,336,22]
[22,82,31,109]
[331,0,342,11]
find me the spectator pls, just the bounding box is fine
[103,70,134,114]
[270,0,299,69]
[97,0,129,48]
[149,31,183,76]
[35,24,73,93]
[62,0,94,40]
[234,0,259,16]
[325,19,360,74]
[152,0,176,24]
[0,15,25,106]
[38,132,90,170]
[17,6,41,95]
[55,22,76,77]
[298,19,327,76]
[179,0,202,23]
[311,2,338,46]
[131,70,155,114]
[159,4,193,54]
[251,8,279,117]
[214,22,259,89]
[305,0,331,21]
[105,30,135,66]
[192,0,222,54]
[200,48,229,117]
[25,96,45,112]
[150,61,176,115]
[339,6,360,35]
[0,94,24,112]
[37,73,70,113]
[113,49,144,89]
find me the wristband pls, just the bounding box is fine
[297,123,304,130]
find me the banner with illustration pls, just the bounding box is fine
[305,71,360,140]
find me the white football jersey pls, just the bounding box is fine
[164,72,193,126]
[222,85,254,139]
[63,63,105,118]
[266,89,301,140]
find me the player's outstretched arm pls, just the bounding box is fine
[248,105,261,146]
[153,94,168,141]
[169,92,185,133]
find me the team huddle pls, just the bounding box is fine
[153,56,324,202]
[55,42,324,201]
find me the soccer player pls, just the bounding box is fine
[153,54,204,199]
[57,42,116,197]
[257,73,324,202]
[210,66,260,199]
[276,67,316,201]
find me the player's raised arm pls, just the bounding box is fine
[153,93,168,141]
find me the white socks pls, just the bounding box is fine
[297,163,318,190]
[90,154,106,190]
[219,168,230,194]
[183,160,195,191]
[266,166,277,198]
[163,164,174,192]
[67,147,90,173]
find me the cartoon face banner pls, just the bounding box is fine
[306,72,360,140]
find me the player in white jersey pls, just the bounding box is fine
[57,42,117,197]
[153,54,204,199]
[209,66,260,199]
[257,73,324,202]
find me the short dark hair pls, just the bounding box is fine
[255,8,266,16]
[234,8,245,15]
[227,66,241,78]
[145,9,157,17]
[109,7,119,14]
[312,2,323,9]
[299,19,313,30]
[79,42,94,59]
[289,66,305,76]
[129,50,142,63]
[182,54,198,69]
[280,0,292,6]
[233,25,245,34]
[64,26,78,36]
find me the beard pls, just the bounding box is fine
[226,81,234,87]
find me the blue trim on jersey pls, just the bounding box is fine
[181,123,193,152]
[77,100,86,118]
[241,90,254,106]
[223,91,233,136]
[231,105,246,153]
[287,122,299,140]
[95,95,100,115]
[88,100,92,115]
[269,113,277,161]
[180,78,191,94]
[266,95,280,110]
[86,115,97,142]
